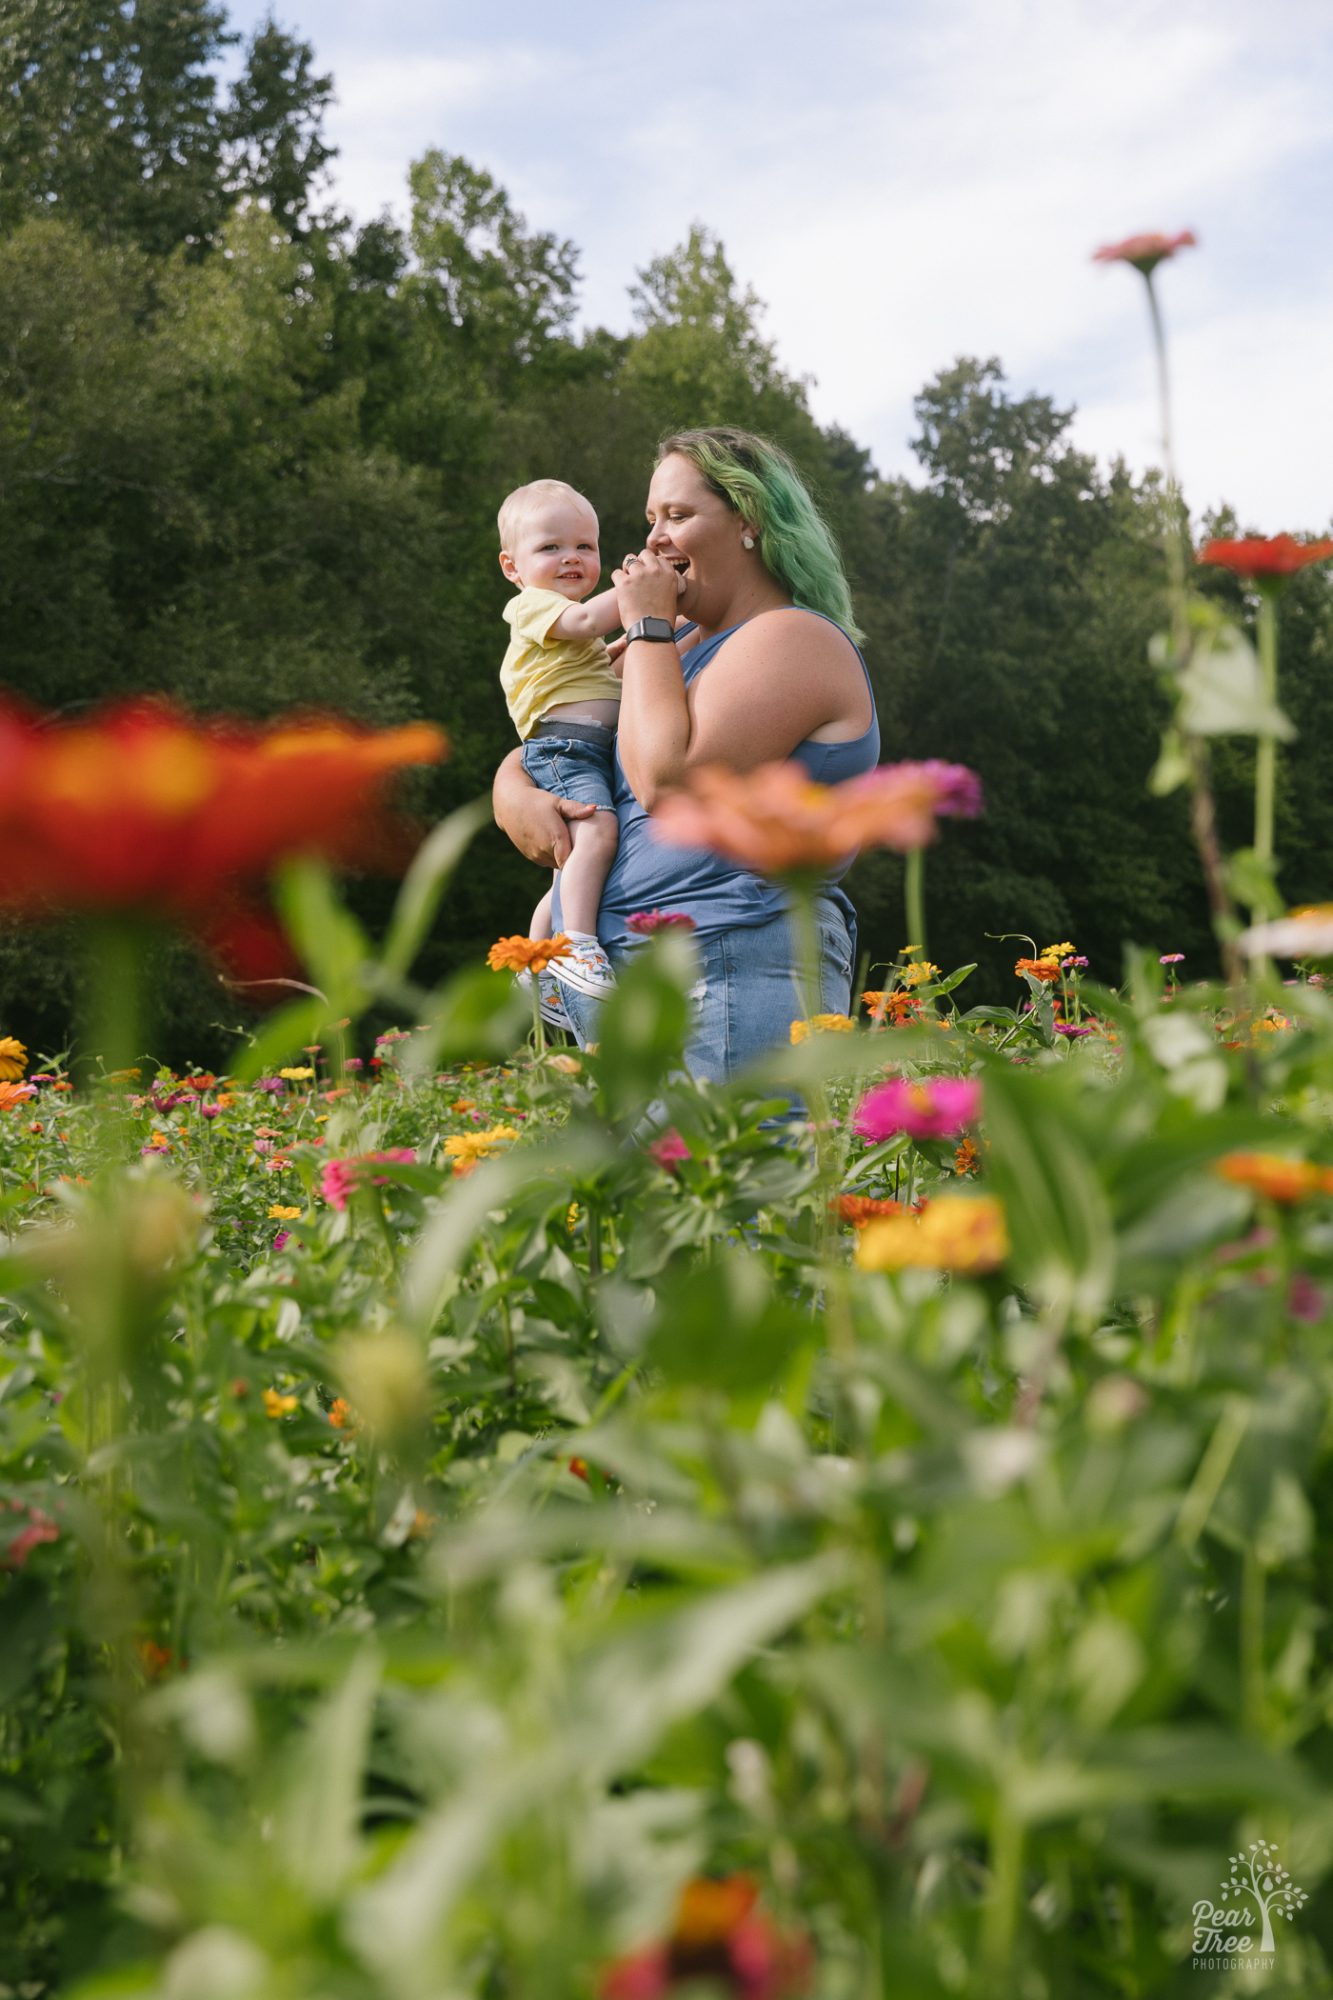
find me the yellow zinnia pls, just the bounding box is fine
[268,1204,302,1221]
[442,1124,520,1161]
[790,1013,856,1044]
[0,1036,27,1081]
[263,1388,298,1418]
[279,1066,314,1081]
[856,1195,1008,1276]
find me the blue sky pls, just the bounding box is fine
[223,0,1333,530]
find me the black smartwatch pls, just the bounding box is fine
[623,616,676,646]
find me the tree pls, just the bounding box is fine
[0,0,233,253]
[221,17,338,237]
[407,150,579,374]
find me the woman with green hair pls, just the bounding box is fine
[493,425,880,1079]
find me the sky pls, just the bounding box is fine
[223,0,1333,530]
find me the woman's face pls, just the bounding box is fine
[643,454,751,621]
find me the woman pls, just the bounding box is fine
[492,426,880,1079]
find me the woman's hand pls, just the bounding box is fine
[492,747,596,869]
[612,548,683,627]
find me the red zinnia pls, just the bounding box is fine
[1198,535,1333,581]
[1092,229,1196,276]
[0,700,447,977]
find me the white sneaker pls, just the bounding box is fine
[549,937,617,1000]
[516,967,574,1029]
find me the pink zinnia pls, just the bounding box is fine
[320,1148,416,1210]
[853,1076,980,1142]
[3,1504,59,1570]
[646,1129,691,1172]
[627,909,698,935]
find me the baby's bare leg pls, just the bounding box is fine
[529,879,555,939]
[557,810,618,936]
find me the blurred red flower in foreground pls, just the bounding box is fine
[652,759,981,878]
[0,701,447,976]
[1092,229,1196,276]
[1198,535,1333,581]
[600,1874,811,1999]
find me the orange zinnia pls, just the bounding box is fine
[835,1193,904,1226]
[1015,956,1061,983]
[487,934,572,974]
[652,759,981,878]
[0,1081,36,1111]
[0,699,447,976]
[863,990,922,1024]
[1215,1152,1333,1205]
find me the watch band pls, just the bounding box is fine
[624,616,676,646]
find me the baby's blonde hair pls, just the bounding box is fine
[496,478,596,551]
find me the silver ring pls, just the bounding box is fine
[624,553,639,566]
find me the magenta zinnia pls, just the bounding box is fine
[853,1076,981,1143]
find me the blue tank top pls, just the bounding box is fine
[588,610,881,949]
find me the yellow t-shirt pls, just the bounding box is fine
[500,586,621,740]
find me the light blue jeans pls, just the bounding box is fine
[557,896,855,1084]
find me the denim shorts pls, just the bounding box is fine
[521,725,616,813]
[555,895,855,1085]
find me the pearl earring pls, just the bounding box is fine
[742,533,755,549]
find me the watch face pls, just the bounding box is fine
[637,617,674,641]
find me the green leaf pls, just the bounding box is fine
[273,856,372,1004]
[1176,618,1294,740]
[276,1648,379,1900]
[979,1058,1114,1320]
[378,797,491,983]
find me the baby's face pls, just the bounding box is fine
[504,496,601,600]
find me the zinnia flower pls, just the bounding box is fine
[789,1013,855,1043]
[1240,906,1333,960]
[855,1194,1009,1276]
[599,1874,812,2000]
[1092,229,1196,276]
[1015,956,1061,983]
[1215,1151,1333,1205]
[279,1066,314,1081]
[441,1126,519,1164]
[0,1081,37,1111]
[328,1397,354,1430]
[2,1502,59,1570]
[853,1076,980,1143]
[627,909,698,934]
[652,758,982,878]
[268,1204,301,1221]
[861,990,921,1025]
[1198,535,1333,581]
[646,1129,691,1172]
[0,1035,26,1081]
[0,700,447,977]
[320,1147,417,1209]
[835,1194,904,1226]
[487,934,572,973]
[263,1389,298,1418]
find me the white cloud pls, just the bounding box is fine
[222,0,1333,524]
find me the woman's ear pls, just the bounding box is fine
[741,526,758,550]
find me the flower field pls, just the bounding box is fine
[4,857,1333,1997]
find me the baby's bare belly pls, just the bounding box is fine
[542,698,620,727]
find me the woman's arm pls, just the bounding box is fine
[611,557,870,811]
[492,746,596,869]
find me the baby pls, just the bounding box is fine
[497,478,628,999]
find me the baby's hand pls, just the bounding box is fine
[605,633,628,675]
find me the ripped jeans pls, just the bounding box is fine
[557,895,856,1084]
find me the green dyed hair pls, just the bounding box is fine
[657,426,863,643]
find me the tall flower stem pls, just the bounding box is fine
[1142,272,1244,991]
[1253,587,1280,913]
[903,850,927,967]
